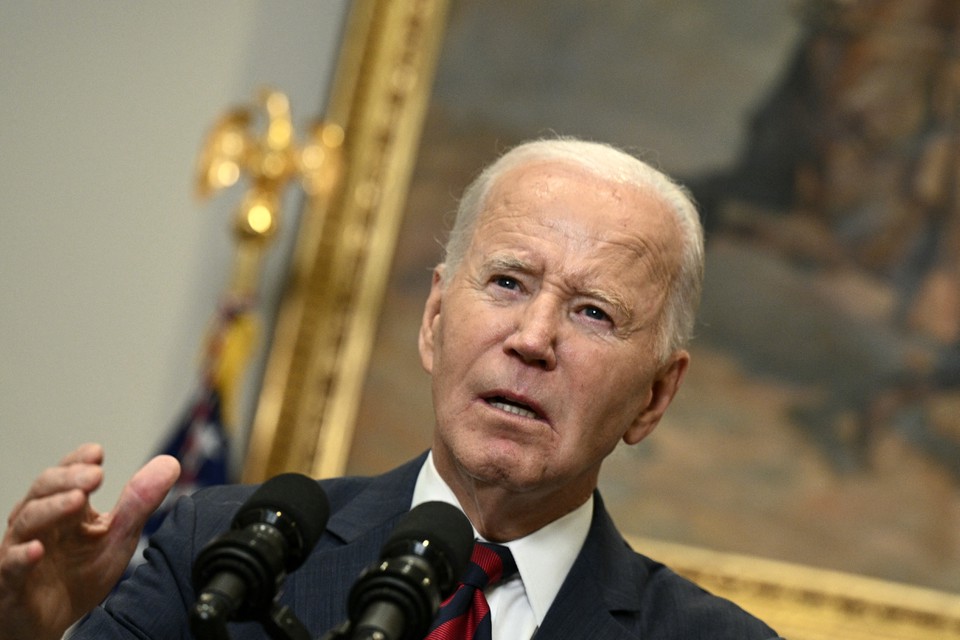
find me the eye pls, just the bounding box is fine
[580,305,611,323]
[492,275,520,290]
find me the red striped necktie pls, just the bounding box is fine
[425,541,518,640]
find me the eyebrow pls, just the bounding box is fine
[578,284,631,321]
[483,254,532,275]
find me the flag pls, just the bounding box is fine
[124,297,257,575]
[130,386,230,564]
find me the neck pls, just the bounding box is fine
[433,450,595,542]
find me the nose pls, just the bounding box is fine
[503,293,559,370]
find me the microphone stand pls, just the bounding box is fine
[317,620,353,640]
[261,602,313,640]
[190,601,312,640]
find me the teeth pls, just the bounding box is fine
[489,399,538,419]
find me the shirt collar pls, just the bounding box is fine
[412,451,593,626]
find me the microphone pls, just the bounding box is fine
[347,501,473,640]
[190,473,330,631]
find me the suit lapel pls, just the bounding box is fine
[323,453,427,544]
[535,492,646,640]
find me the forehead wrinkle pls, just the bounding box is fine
[471,167,680,326]
[544,216,670,302]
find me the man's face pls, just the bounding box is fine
[419,160,689,508]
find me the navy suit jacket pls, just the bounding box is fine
[74,453,780,639]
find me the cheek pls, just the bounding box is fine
[447,308,506,357]
[567,358,651,427]
[432,313,483,382]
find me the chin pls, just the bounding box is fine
[460,444,546,489]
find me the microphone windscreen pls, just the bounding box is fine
[384,501,474,584]
[236,473,331,555]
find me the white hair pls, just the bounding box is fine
[441,137,704,359]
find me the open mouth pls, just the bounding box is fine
[485,395,541,420]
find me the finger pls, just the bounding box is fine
[109,455,180,540]
[58,443,104,467]
[6,489,88,544]
[0,539,44,585]
[14,464,103,516]
[7,464,101,528]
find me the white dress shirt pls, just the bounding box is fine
[411,452,593,640]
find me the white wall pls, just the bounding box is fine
[0,2,348,512]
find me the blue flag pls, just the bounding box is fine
[125,385,231,573]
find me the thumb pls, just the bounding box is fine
[109,455,181,540]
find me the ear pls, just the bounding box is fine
[622,350,690,445]
[418,266,446,374]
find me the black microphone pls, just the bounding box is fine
[347,501,473,640]
[189,473,330,632]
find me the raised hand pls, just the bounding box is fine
[0,444,180,640]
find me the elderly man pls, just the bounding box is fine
[0,139,780,639]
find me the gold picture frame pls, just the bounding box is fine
[242,1,960,637]
[243,0,449,482]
